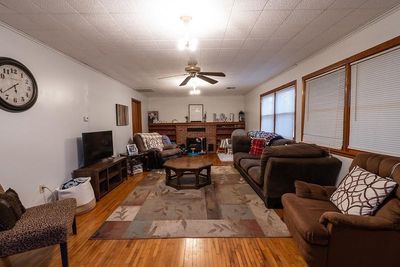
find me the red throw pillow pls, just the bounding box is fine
[249,138,266,156]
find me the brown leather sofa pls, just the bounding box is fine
[232,129,342,208]
[282,152,400,267]
[133,133,182,160]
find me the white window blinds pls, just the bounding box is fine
[261,93,274,132]
[275,86,295,138]
[303,68,345,149]
[349,47,400,156]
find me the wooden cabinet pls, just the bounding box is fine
[73,157,127,201]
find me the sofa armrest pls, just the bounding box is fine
[320,211,395,230]
[163,144,178,150]
[295,180,337,201]
[231,129,251,154]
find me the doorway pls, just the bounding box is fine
[131,98,142,134]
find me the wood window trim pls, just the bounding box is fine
[301,35,400,158]
[259,80,297,140]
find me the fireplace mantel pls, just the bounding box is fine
[148,122,245,152]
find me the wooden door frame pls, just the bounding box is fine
[131,98,142,134]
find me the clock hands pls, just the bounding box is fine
[2,83,19,94]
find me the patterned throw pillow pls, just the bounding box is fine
[330,166,397,215]
[145,136,164,151]
[247,131,282,145]
[249,138,266,156]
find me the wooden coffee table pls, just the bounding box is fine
[164,157,212,190]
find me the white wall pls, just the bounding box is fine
[245,7,400,183]
[148,95,245,122]
[0,24,148,207]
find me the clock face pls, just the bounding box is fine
[0,58,37,112]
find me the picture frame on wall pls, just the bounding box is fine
[148,111,159,124]
[116,104,129,126]
[188,104,203,122]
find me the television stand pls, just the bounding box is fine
[73,156,127,201]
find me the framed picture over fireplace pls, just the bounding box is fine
[188,104,203,122]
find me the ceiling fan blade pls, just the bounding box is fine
[179,76,192,86]
[158,73,187,79]
[198,72,226,77]
[197,75,218,84]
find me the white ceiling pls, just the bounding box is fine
[0,0,399,96]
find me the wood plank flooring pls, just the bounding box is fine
[1,154,307,267]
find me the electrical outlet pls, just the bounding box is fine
[39,185,45,194]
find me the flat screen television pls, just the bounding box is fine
[82,130,113,167]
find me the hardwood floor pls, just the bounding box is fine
[1,154,307,267]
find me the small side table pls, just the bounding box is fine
[119,152,149,175]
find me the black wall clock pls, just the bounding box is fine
[0,57,38,112]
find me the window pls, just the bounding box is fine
[303,68,345,149]
[349,47,400,156]
[260,82,296,139]
[301,37,400,157]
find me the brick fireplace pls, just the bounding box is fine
[177,123,216,152]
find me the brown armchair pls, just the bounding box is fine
[282,153,400,267]
[133,133,182,160]
[0,184,77,267]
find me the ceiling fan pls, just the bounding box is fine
[158,61,225,86]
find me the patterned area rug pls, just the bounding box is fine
[217,153,234,162]
[91,166,290,239]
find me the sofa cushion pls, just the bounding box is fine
[282,193,339,246]
[248,166,262,185]
[330,166,397,216]
[260,143,328,182]
[160,148,181,158]
[233,152,260,166]
[239,159,260,172]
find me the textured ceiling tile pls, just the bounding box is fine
[242,38,267,50]
[329,0,367,9]
[233,0,268,11]
[0,3,16,13]
[283,9,323,26]
[360,0,400,9]
[221,39,245,49]
[0,0,395,96]
[99,0,137,13]
[264,0,302,9]
[229,10,261,30]
[0,0,43,13]
[31,0,77,13]
[295,0,336,9]
[66,0,108,14]
[256,10,292,25]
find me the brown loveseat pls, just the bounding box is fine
[133,133,182,160]
[232,129,342,208]
[282,152,400,267]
